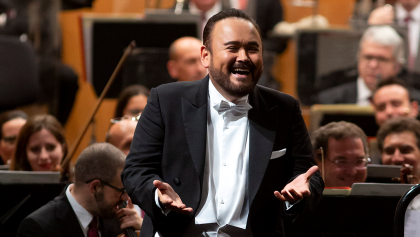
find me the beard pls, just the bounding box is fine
[209,59,261,98]
[94,190,120,219]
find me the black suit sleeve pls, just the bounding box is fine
[17,217,45,237]
[121,88,167,226]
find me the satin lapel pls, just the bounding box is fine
[248,86,278,206]
[56,194,85,237]
[182,76,209,184]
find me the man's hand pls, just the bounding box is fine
[153,180,193,214]
[274,166,318,203]
[117,198,143,230]
[368,5,394,25]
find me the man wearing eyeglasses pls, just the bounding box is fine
[312,121,370,187]
[377,117,420,183]
[317,25,419,105]
[17,143,142,237]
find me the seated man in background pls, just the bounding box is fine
[17,143,142,236]
[166,36,207,82]
[0,110,27,165]
[373,77,419,126]
[106,117,137,156]
[318,25,411,105]
[377,117,420,183]
[312,121,370,187]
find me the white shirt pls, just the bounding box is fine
[357,76,372,106]
[396,3,420,59]
[66,184,101,237]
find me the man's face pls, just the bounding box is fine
[319,137,367,187]
[94,168,128,219]
[382,131,420,175]
[202,17,263,100]
[0,118,26,164]
[358,40,400,91]
[168,39,207,82]
[373,85,418,126]
[398,0,420,11]
[108,120,137,155]
[191,0,218,12]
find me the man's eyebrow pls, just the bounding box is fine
[223,41,260,47]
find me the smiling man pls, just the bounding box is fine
[312,122,370,187]
[122,9,323,237]
[17,143,142,237]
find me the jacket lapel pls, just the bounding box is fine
[182,76,209,185]
[247,86,278,206]
[55,193,85,237]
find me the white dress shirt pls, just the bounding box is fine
[357,77,372,106]
[66,184,101,237]
[396,3,420,60]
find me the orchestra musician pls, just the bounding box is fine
[122,9,323,237]
[17,143,142,237]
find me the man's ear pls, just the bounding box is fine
[88,180,102,194]
[410,100,419,118]
[167,60,178,79]
[201,45,210,68]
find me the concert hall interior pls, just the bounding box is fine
[2,0,420,236]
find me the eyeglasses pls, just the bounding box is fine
[110,114,141,124]
[325,157,371,169]
[383,145,415,155]
[85,179,126,198]
[360,54,394,65]
[1,135,17,145]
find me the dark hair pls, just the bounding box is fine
[12,114,67,171]
[203,8,261,53]
[115,85,150,118]
[377,117,420,152]
[311,121,369,159]
[74,143,125,186]
[374,77,413,101]
[0,110,28,140]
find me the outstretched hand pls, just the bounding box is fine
[274,166,318,203]
[153,180,193,214]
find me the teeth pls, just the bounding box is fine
[233,69,249,72]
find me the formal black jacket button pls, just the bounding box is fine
[173,178,181,186]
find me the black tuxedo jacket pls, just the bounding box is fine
[16,189,122,237]
[122,76,324,237]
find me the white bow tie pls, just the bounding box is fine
[215,100,252,115]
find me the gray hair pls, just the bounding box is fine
[360,25,405,64]
[74,143,125,185]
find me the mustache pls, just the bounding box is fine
[231,62,254,69]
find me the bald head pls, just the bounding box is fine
[167,37,207,82]
[106,120,137,155]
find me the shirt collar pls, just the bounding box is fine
[357,76,372,105]
[189,0,222,20]
[396,2,420,22]
[208,79,249,109]
[66,184,95,230]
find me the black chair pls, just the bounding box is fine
[0,35,39,111]
[394,184,420,237]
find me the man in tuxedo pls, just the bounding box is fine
[17,143,142,237]
[122,9,323,237]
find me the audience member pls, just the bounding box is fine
[377,117,420,180]
[167,37,207,82]
[115,85,149,118]
[373,77,419,126]
[368,0,420,72]
[312,121,370,187]
[106,116,138,155]
[11,114,67,172]
[318,26,407,105]
[17,143,142,236]
[0,110,27,165]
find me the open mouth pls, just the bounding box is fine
[231,67,251,77]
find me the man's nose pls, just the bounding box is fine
[343,166,358,176]
[368,58,380,68]
[385,104,396,117]
[391,149,405,164]
[120,191,129,201]
[237,48,249,62]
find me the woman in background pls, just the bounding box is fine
[11,114,67,171]
[115,84,149,118]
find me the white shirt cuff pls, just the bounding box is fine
[285,199,302,210]
[155,189,170,216]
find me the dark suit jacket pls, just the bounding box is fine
[16,189,122,237]
[122,76,324,237]
[318,81,358,104]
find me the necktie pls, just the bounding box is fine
[88,216,99,237]
[215,100,252,115]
